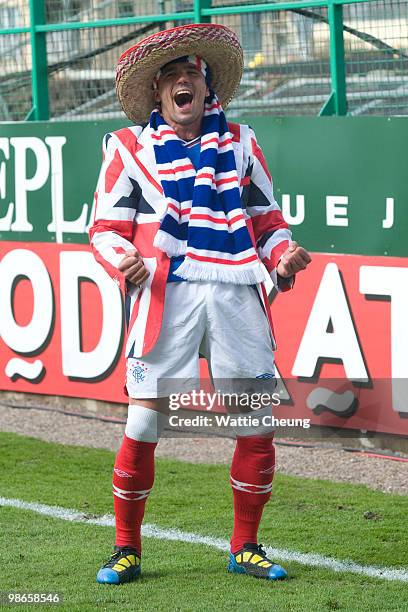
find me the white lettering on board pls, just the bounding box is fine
[326,196,349,227]
[360,265,408,414]
[292,262,368,381]
[59,251,123,379]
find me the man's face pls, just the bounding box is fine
[154,61,209,127]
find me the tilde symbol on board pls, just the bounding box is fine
[306,388,358,418]
[5,358,45,383]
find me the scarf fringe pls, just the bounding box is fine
[153,230,187,257]
[174,258,268,285]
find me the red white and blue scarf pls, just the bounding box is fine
[152,58,266,285]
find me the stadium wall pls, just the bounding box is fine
[0,116,407,438]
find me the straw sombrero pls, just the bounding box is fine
[116,23,243,124]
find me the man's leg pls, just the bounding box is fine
[97,399,168,585]
[227,414,287,580]
[230,432,275,553]
[114,399,168,551]
[97,282,204,585]
[205,283,288,580]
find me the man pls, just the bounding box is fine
[90,23,311,585]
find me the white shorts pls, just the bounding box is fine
[126,281,276,399]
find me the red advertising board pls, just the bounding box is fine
[1,241,407,435]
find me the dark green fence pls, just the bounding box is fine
[0,0,407,121]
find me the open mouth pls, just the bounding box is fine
[174,90,194,109]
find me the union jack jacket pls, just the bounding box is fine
[89,122,292,358]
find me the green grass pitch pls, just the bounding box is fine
[0,432,407,611]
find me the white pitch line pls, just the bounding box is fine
[1,496,407,583]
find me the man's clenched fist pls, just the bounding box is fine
[276,241,311,278]
[118,249,150,286]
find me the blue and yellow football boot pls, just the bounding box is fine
[96,545,141,584]
[228,543,288,580]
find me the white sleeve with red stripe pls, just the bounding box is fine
[89,133,137,291]
[246,127,294,292]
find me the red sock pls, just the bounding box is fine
[230,435,275,553]
[113,433,156,555]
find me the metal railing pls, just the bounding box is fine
[0,0,407,121]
